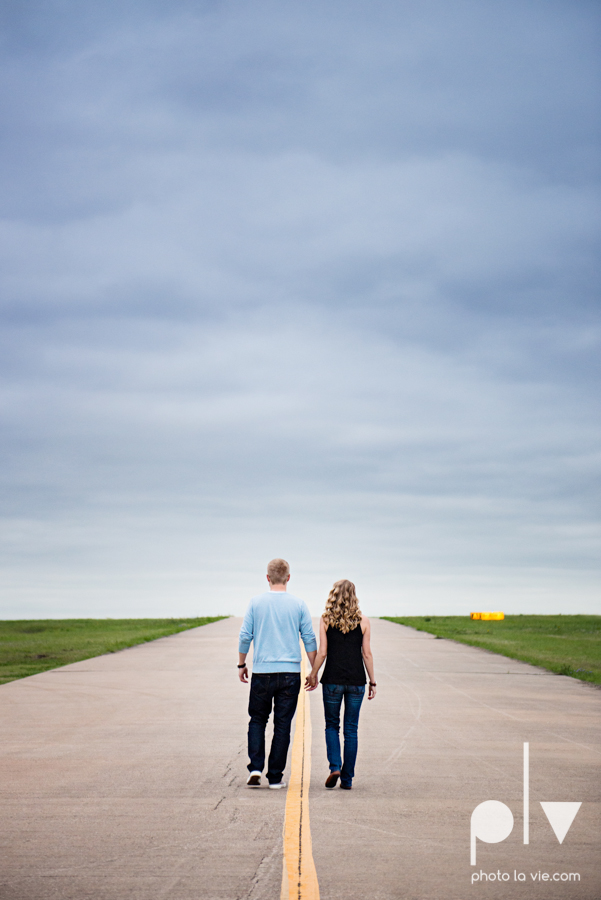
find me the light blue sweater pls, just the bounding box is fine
[238,591,317,673]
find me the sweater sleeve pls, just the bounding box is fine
[238,603,254,653]
[299,602,317,653]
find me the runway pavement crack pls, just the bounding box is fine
[246,838,284,900]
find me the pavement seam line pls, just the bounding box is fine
[280,645,320,900]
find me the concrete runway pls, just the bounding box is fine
[1,617,599,899]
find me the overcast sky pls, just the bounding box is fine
[1,0,599,619]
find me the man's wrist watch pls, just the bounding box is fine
[238,663,247,668]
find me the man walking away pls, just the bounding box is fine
[238,559,317,789]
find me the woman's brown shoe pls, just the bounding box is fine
[325,771,340,789]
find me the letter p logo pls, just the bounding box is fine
[470,800,514,865]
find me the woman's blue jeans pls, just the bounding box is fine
[322,683,365,787]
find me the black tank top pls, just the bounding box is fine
[320,624,366,685]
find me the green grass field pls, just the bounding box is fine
[0,617,226,685]
[382,615,601,685]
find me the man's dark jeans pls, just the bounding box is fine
[322,683,365,787]
[248,672,301,785]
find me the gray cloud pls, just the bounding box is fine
[0,1,599,617]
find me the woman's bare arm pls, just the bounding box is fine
[361,616,377,699]
[305,616,328,690]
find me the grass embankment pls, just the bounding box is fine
[0,617,226,685]
[382,615,601,685]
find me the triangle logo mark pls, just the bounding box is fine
[540,802,582,844]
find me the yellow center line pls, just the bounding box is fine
[280,647,320,900]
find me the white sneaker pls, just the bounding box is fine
[247,771,262,787]
[268,780,287,790]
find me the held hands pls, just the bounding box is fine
[304,672,319,691]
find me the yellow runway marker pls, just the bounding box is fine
[280,648,320,900]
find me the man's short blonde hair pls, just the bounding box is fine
[267,558,290,585]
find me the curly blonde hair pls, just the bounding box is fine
[323,579,362,633]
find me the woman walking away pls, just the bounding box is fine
[305,580,376,790]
